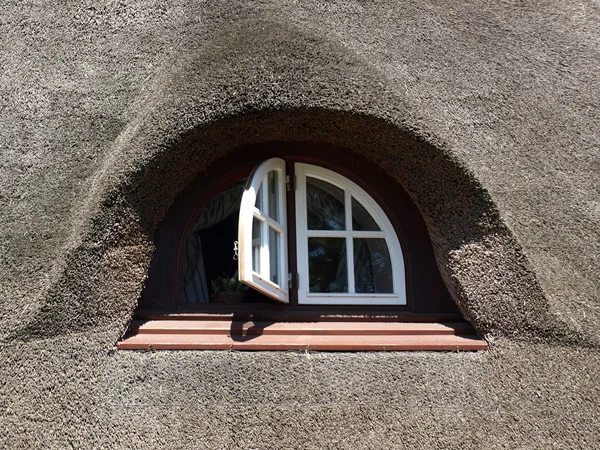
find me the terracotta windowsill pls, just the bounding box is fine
[118,316,487,351]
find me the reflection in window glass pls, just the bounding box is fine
[354,238,393,293]
[352,197,380,231]
[308,238,347,293]
[269,227,279,284]
[267,170,280,222]
[252,217,262,273]
[306,178,345,230]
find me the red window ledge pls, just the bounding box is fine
[118,315,487,351]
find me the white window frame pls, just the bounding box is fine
[239,159,406,306]
[238,158,289,303]
[295,163,406,305]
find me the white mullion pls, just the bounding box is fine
[296,167,309,297]
[277,168,286,292]
[305,230,385,238]
[260,174,270,280]
[254,206,284,233]
[345,189,355,294]
[261,213,270,280]
[253,211,267,225]
[349,230,386,238]
[262,176,269,217]
[346,234,355,294]
[253,211,266,276]
[306,230,349,238]
[346,189,353,232]
[265,217,284,233]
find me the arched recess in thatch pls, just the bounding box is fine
[10,18,582,345]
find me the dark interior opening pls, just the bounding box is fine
[198,213,238,292]
[138,141,459,317]
[195,205,275,304]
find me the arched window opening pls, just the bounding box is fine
[137,143,460,315]
[176,158,408,307]
[124,144,487,351]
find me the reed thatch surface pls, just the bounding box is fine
[1,1,598,448]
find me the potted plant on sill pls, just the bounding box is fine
[210,270,249,304]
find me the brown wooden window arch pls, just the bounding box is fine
[138,142,457,315]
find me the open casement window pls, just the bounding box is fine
[239,158,406,305]
[238,158,289,303]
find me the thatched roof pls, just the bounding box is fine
[1,1,598,448]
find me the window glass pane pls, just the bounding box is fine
[354,238,393,293]
[269,227,279,284]
[267,170,280,222]
[306,177,345,230]
[308,238,347,293]
[252,217,262,273]
[352,197,380,231]
[255,182,264,210]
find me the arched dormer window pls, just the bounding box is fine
[122,144,487,351]
[239,158,406,305]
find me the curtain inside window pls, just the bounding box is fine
[181,181,245,303]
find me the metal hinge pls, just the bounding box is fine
[286,175,296,191]
[288,272,299,290]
